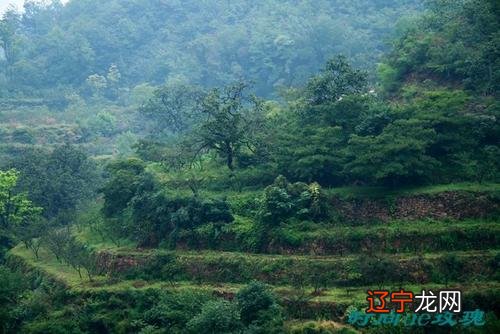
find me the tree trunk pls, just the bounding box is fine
[33,245,40,260]
[226,145,234,170]
[76,267,82,279]
[86,270,93,282]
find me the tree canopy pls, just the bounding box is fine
[0,0,422,97]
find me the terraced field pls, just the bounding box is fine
[8,185,500,332]
[0,98,134,160]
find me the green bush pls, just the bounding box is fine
[11,128,36,144]
[259,176,330,227]
[187,300,242,334]
[102,163,235,247]
[288,321,358,334]
[236,281,282,327]
[144,291,213,332]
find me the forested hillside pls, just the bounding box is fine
[1,0,422,96]
[0,0,499,333]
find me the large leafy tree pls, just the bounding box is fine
[196,82,265,170]
[101,158,146,218]
[9,145,98,219]
[345,119,439,185]
[274,56,369,185]
[304,55,368,106]
[0,169,42,229]
[277,126,345,185]
[0,8,22,80]
[140,83,205,136]
[0,169,43,257]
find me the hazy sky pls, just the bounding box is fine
[0,0,25,15]
[0,0,69,16]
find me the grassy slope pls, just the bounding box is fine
[10,243,499,305]
[6,183,499,331]
[74,223,499,260]
[326,182,500,199]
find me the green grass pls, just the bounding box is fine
[73,220,500,260]
[72,223,500,259]
[150,162,500,200]
[326,182,500,199]
[9,243,243,292]
[150,153,500,198]
[73,225,136,251]
[10,244,100,287]
[74,217,500,257]
[10,243,499,304]
[16,226,499,290]
[282,218,500,234]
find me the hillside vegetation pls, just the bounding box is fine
[0,0,499,333]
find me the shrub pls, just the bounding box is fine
[358,255,400,287]
[187,300,242,334]
[438,253,463,286]
[128,186,234,247]
[259,176,330,226]
[144,291,213,331]
[11,128,36,144]
[288,320,358,334]
[236,281,283,331]
[229,193,261,217]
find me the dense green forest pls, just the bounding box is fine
[0,0,422,96]
[0,0,499,333]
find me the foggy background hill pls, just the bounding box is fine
[0,0,422,98]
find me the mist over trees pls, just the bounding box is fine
[0,0,423,97]
[0,0,499,333]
